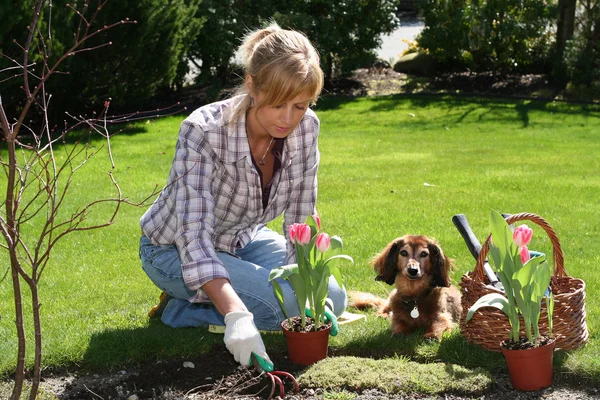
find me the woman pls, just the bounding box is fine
[139,23,347,368]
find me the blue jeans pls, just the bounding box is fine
[139,226,347,330]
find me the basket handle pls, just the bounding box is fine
[473,212,567,282]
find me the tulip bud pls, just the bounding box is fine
[289,223,300,243]
[315,233,331,253]
[312,214,321,229]
[520,246,531,264]
[513,224,533,247]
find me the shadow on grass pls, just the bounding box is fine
[79,320,221,370]
[333,324,574,370]
[316,92,600,131]
[0,124,152,153]
[59,123,151,146]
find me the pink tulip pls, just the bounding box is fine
[315,233,331,253]
[289,223,300,243]
[290,223,311,245]
[513,224,533,247]
[520,246,531,264]
[312,214,321,229]
[297,224,312,245]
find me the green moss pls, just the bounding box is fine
[298,356,492,396]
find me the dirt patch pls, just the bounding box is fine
[324,68,555,99]
[30,345,598,400]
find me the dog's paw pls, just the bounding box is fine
[424,335,441,342]
[424,331,442,341]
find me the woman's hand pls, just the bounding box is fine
[224,311,273,367]
[202,278,273,368]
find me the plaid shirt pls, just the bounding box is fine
[140,96,319,302]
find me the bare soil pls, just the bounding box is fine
[8,70,600,399]
[324,68,555,99]
[36,345,599,399]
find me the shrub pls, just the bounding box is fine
[418,0,555,74]
[273,0,401,78]
[563,17,600,87]
[1,0,202,122]
[186,0,402,84]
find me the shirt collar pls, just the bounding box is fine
[224,108,299,165]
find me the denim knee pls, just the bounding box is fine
[139,236,196,300]
[249,298,287,331]
[328,280,348,317]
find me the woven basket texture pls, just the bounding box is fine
[459,212,589,351]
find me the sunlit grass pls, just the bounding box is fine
[1,95,599,387]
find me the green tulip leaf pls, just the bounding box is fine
[466,293,510,322]
[268,263,299,281]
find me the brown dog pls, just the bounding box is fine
[350,235,462,340]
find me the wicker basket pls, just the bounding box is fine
[460,212,588,351]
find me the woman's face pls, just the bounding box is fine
[247,91,312,139]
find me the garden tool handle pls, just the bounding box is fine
[305,307,339,336]
[250,351,274,373]
[452,214,482,260]
[452,214,498,285]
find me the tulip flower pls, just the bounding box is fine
[513,224,533,247]
[272,215,353,332]
[288,223,300,243]
[289,223,305,244]
[312,214,321,229]
[315,232,330,253]
[289,223,311,245]
[520,245,531,264]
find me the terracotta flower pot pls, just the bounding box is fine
[281,319,330,365]
[500,340,556,391]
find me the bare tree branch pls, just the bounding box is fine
[1,1,181,398]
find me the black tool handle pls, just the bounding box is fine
[452,213,499,285]
[452,214,482,260]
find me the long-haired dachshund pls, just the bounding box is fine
[350,235,461,340]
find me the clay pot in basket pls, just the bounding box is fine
[460,212,588,352]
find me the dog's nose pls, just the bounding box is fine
[407,266,419,277]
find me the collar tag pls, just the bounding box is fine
[410,306,419,319]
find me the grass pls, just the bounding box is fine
[1,94,600,393]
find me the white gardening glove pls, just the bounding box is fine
[224,310,272,368]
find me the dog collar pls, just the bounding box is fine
[401,299,420,319]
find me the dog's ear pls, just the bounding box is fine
[372,238,404,285]
[428,239,452,287]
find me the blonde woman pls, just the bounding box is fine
[139,23,347,368]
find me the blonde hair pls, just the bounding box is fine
[229,23,324,125]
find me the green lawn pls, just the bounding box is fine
[1,94,599,388]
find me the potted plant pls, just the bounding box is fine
[268,214,353,365]
[466,209,555,391]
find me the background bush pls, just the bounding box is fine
[272,0,400,78]
[186,0,401,85]
[417,0,555,73]
[1,0,401,119]
[563,1,600,89]
[1,0,203,121]
[185,0,266,87]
